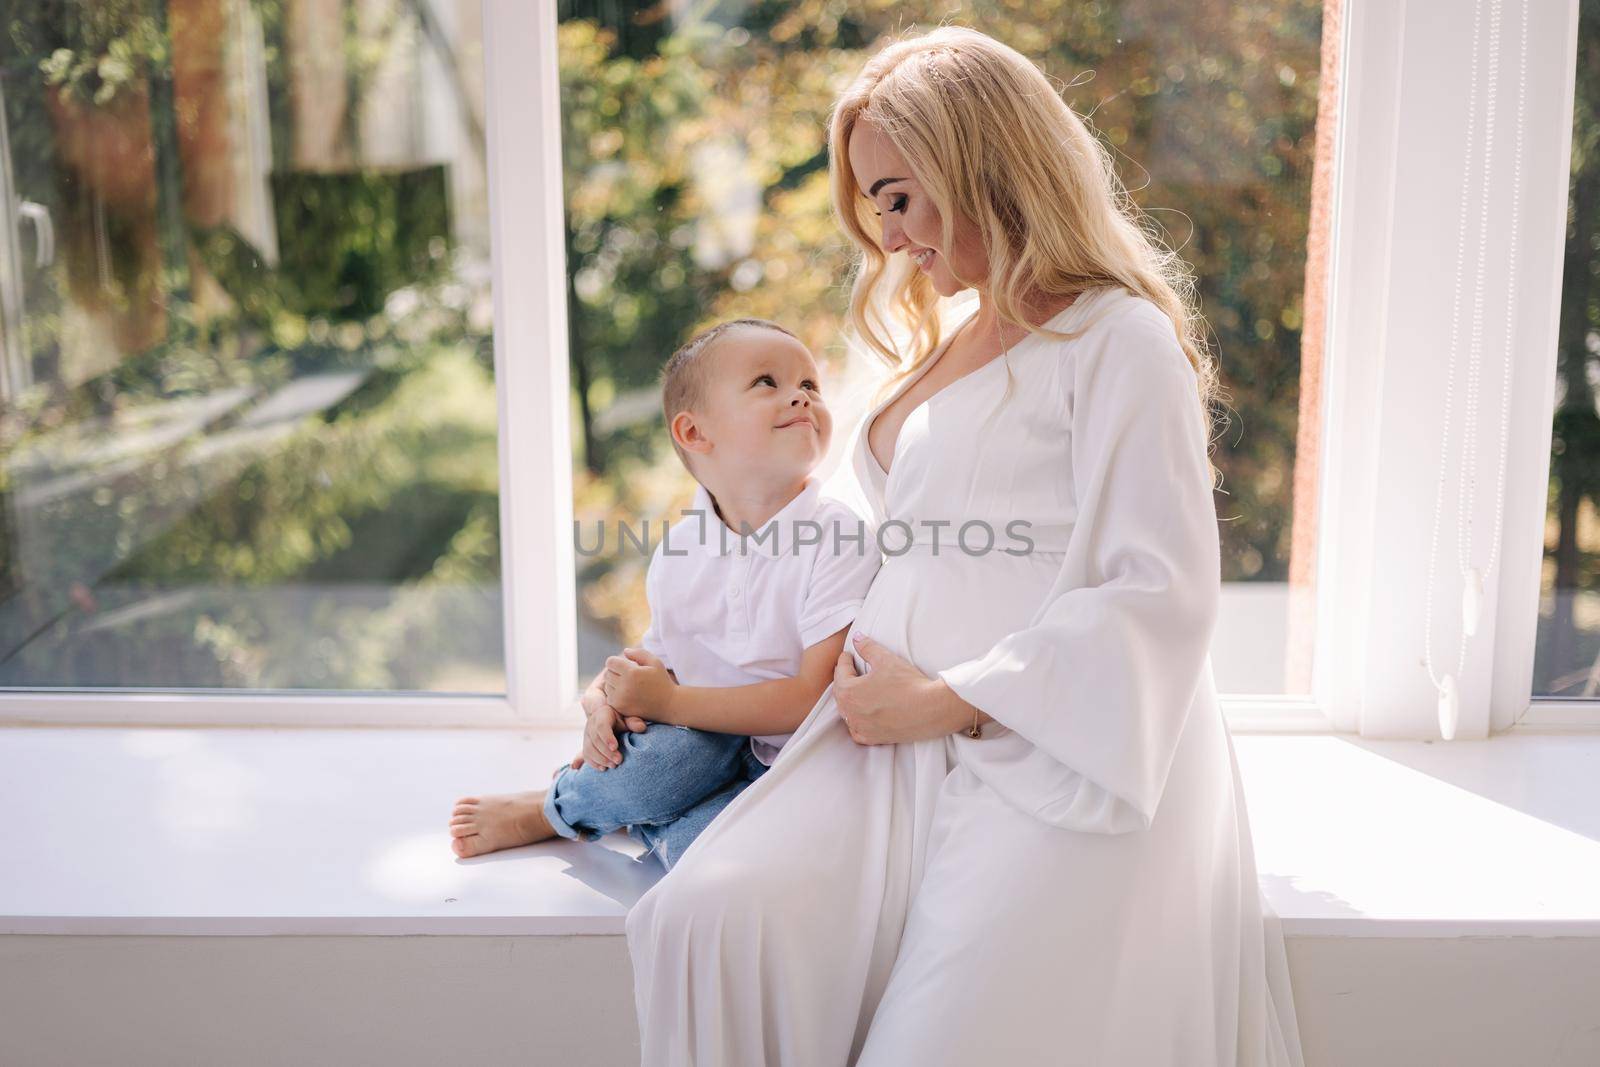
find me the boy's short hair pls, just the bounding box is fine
[660,318,800,471]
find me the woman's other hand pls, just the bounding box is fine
[834,633,975,744]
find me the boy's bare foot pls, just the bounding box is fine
[449,790,558,858]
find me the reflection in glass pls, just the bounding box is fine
[557,2,1331,695]
[0,0,503,692]
[1535,4,1600,700]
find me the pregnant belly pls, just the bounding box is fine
[842,548,1134,827]
[845,549,1063,678]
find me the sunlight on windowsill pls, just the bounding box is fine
[1235,734,1600,937]
[2,727,1598,939]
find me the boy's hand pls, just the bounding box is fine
[601,647,676,719]
[581,706,623,770]
[574,704,651,771]
[568,702,648,770]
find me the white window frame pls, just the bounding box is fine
[1,0,1590,737]
[1493,0,1593,734]
[0,0,576,729]
[1308,0,1586,739]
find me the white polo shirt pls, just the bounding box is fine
[638,475,882,764]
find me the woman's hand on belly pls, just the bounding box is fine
[834,633,980,744]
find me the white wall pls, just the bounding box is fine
[4,933,1598,1066]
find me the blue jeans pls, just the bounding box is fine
[542,723,768,870]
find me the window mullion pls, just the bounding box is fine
[1489,0,1585,732]
[483,0,579,725]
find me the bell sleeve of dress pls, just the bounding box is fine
[798,504,882,649]
[637,546,674,673]
[935,308,1222,833]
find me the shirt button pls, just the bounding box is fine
[730,586,742,599]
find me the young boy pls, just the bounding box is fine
[449,318,881,869]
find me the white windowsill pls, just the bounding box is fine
[3,725,1598,940]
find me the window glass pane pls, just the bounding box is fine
[1535,4,1599,700]
[0,0,503,692]
[559,1,1330,696]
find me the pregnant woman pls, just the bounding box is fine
[626,27,1305,1067]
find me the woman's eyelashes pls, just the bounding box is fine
[872,193,908,218]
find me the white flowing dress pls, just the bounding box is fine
[625,283,1306,1067]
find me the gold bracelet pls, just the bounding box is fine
[966,708,983,740]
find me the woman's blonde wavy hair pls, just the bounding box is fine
[828,26,1224,479]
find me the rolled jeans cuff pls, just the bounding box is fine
[542,769,595,842]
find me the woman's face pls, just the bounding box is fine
[847,121,989,297]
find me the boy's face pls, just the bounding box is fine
[682,327,832,484]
